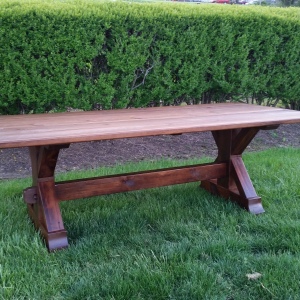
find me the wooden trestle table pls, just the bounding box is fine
[1,103,300,251]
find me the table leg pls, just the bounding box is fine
[200,128,265,214]
[25,145,69,251]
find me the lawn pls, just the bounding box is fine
[0,148,300,299]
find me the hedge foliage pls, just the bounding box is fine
[0,0,300,114]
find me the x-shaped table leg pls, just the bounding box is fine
[201,126,277,214]
[24,144,69,251]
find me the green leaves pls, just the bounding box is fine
[0,1,300,113]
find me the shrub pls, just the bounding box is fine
[0,0,299,113]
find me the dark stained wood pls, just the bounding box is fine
[211,129,236,189]
[231,155,260,200]
[1,103,300,251]
[200,127,265,214]
[200,180,263,214]
[1,103,300,148]
[24,162,227,203]
[26,145,69,251]
[232,128,260,155]
[36,180,68,251]
[27,202,68,250]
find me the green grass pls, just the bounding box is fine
[0,148,300,299]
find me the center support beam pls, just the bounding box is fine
[24,162,227,203]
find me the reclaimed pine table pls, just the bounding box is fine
[1,103,300,251]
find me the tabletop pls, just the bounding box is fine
[1,103,300,149]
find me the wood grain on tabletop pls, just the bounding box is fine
[1,103,300,148]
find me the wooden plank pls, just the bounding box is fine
[53,162,227,201]
[0,103,298,129]
[38,180,65,232]
[1,103,300,148]
[0,103,279,125]
[231,127,261,155]
[1,110,293,134]
[231,155,258,200]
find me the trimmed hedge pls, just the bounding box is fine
[0,0,300,114]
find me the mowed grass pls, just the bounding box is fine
[0,148,300,299]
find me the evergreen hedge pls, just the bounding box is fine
[0,0,300,114]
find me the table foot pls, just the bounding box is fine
[200,180,265,214]
[27,202,69,251]
[44,230,68,252]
